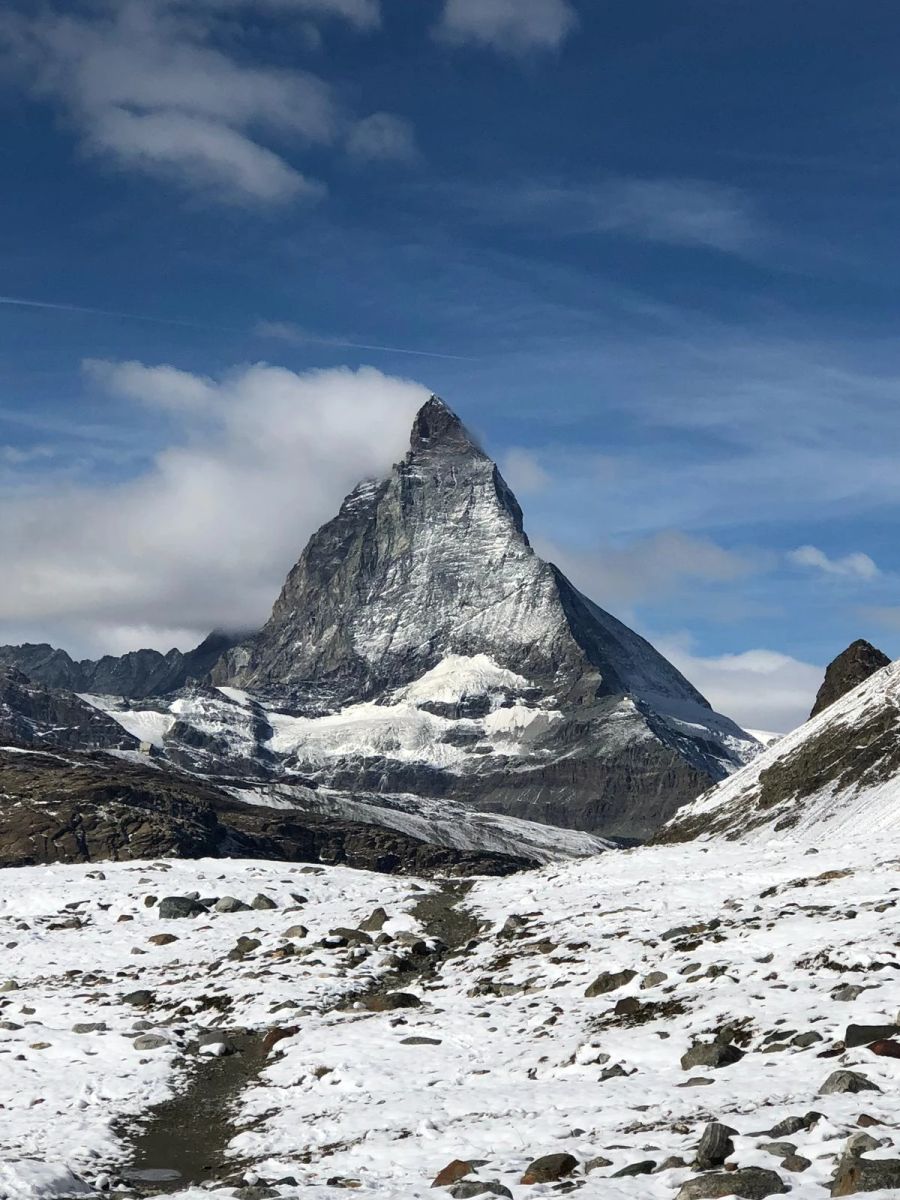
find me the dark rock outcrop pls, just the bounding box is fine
[811,640,891,718]
[0,668,136,751]
[0,630,245,700]
[0,746,533,875]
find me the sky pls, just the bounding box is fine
[1,0,900,732]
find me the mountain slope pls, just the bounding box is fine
[211,396,756,839]
[0,631,245,700]
[658,655,900,843]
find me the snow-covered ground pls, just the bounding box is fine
[3,832,900,1200]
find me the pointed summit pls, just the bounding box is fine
[810,638,891,718]
[409,395,485,457]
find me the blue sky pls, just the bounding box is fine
[1,0,900,729]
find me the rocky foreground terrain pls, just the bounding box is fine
[3,826,900,1200]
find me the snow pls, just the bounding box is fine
[395,655,530,706]
[78,696,174,748]
[3,833,900,1200]
[668,658,900,840]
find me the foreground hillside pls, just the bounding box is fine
[2,832,900,1200]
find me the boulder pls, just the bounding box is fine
[159,896,208,919]
[362,992,422,1012]
[432,1161,475,1188]
[820,1070,881,1095]
[675,1167,786,1199]
[584,969,636,997]
[681,1041,744,1071]
[520,1154,578,1185]
[215,896,251,913]
[695,1121,736,1169]
[832,1156,900,1196]
[845,1023,899,1048]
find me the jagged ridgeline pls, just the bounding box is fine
[1,396,758,845]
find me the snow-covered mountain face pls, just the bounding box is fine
[202,396,756,839]
[659,655,900,844]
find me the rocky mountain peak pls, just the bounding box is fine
[409,395,486,459]
[810,638,891,718]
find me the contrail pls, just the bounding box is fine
[0,295,475,361]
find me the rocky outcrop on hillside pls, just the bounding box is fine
[658,657,900,844]
[0,668,137,751]
[0,746,532,875]
[810,639,891,718]
[0,630,244,699]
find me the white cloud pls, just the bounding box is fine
[0,0,399,204]
[591,177,759,253]
[536,530,760,609]
[0,363,428,656]
[788,544,880,581]
[436,0,577,54]
[500,448,551,494]
[657,639,824,733]
[346,112,419,164]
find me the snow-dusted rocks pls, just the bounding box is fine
[659,656,900,843]
[204,396,757,839]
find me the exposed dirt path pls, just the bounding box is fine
[121,881,479,1192]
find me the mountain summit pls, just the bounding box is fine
[213,396,756,838]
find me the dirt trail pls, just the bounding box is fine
[122,881,479,1192]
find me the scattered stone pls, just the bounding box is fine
[520,1154,578,1185]
[432,1161,475,1188]
[760,1143,796,1158]
[448,1184,512,1200]
[695,1122,736,1169]
[868,1039,900,1058]
[123,989,154,1007]
[612,1161,655,1177]
[359,907,389,933]
[767,1113,821,1137]
[402,1036,442,1045]
[251,894,277,911]
[362,993,422,1012]
[831,1156,900,1196]
[0,981,19,992]
[158,896,207,920]
[641,971,668,989]
[832,984,865,1003]
[845,1023,899,1048]
[215,897,251,913]
[261,1026,299,1055]
[72,1022,107,1034]
[148,934,178,946]
[791,1031,822,1047]
[133,1034,169,1050]
[228,936,261,961]
[657,1157,688,1172]
[284,925,308,939]
[584,969,636,997]
[782,1156,811,1173]
[329,927,374,947]
[820,1070,881,1095]
[681,1041,744,1071]
[675,1167,786,1199]
[584,1158,612,1173]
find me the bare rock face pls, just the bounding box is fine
[211,396,756,839]
[810,640,891,718]
[0,668,136,751]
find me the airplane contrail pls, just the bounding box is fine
[0,295,475,361]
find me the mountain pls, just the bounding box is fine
[208,396,756,838]
[0,667,137,752]
[0,630,245,700]
[810,638,890,718]
[658,654,900,844]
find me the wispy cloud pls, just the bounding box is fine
[449,175,764,255]
[788,544,880,581]
[256,320,475,361]
[435,0,577,54]
[0,0,407,205]
[346,112,419,164]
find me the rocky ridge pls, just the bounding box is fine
[810,640,890,719]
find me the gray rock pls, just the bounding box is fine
[584,969,637,997]
[845,1023,900,1048]
[158,896,208,920]
[695,1122,736,1169]
[791,1030,823,1047]
[612,1160,655,1177]
[641,971,668,989]
[681,1041,744,1070]
[767,1113,821,1137]
[214,896,251,913]
[359,907,389,933]
[782,1155,811,1173]
[820,1070,881,1096]
[133,1034,169,1050]
[831,1155,900,1196]
[760,1142,797,1158]
[675,1167,786,1199]
[123,989,155,1007]
[251,893,277,911]
[72,1022,107,1034]
[520,1154,578,1185]
[448,1184,512,1199]
[362,992,422,1012]
[832,984,865,1002]
[0,980,19,993]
